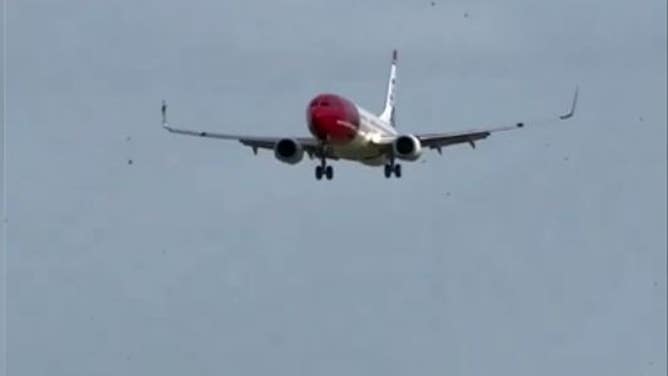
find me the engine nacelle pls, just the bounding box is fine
[392,134,422,161]
[273,138,304,164]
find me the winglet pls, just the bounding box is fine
[559,86,578,120]
[161,100,169,129]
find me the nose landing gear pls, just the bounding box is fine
[315,165,334,180]
[315,149,334,181]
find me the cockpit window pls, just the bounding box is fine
[310,97,336,108]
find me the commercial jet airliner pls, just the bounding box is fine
[162,50,577,180]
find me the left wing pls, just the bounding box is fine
[160,101,325,157]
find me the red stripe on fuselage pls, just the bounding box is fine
[306,94,360,144]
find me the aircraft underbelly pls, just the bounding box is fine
[330,113,389,166]
[332,144,385,165]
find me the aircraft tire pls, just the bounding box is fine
[384,164,392,178]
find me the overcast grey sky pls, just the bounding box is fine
[1,1,6,372]
[4,0,666,375]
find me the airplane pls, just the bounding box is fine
[161,49,578,181]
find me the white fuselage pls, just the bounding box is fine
[329,105,398,166]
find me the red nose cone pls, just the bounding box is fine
[309,107,351,141]
[307,94,360,143]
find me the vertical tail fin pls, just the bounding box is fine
[379,49,398,127]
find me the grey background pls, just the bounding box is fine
[1,1,6,371]
[5,0,666,375]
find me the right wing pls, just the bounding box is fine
[160,101,326,157]
[382,87,578,152]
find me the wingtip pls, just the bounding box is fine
[559,86,579,120]
[392,49,398,62]
[161,99,169,128]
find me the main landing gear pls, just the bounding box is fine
[384,159,402,178]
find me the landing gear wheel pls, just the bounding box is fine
[384,164,392,178]
[315,166,323,180]
[325,165,334,180]
[394,164,402,178]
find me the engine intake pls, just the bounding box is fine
[393,134,422,161]
[274,138,304,164]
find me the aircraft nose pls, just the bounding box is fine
[309,107,337,130]
[306,96,359,143]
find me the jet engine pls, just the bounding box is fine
[273,138,304,164]
[392,134,422,161]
